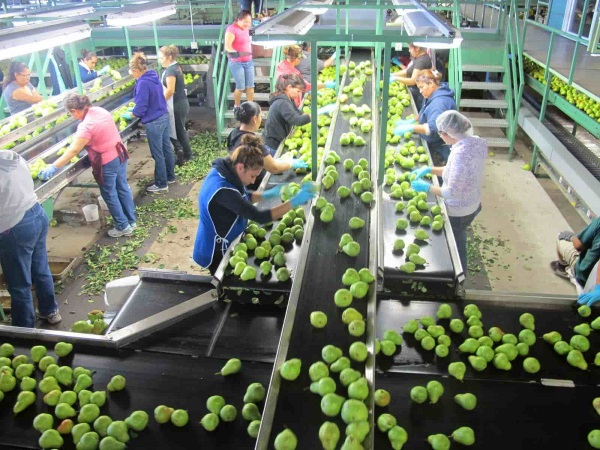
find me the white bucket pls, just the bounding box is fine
[82,204,99,222]
[97,196,109,211]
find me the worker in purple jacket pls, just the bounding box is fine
[121,55,175,193]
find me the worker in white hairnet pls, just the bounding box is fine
[409,110,488,273]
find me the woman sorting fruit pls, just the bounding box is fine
[121,54,176,193]
[390,43,433,111]
[0,150,61,328]
[78,49,110,83]
[2,61,43,114]
[193,134,317,274]
[409,110,487,273]
[38,94,136,238]
[159,45,193,166]
[275,45,336,107]
[393,70,457,165]
[227,101,308,190]
[261,74,312,157]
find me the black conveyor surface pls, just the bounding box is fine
[0,340,272,449]
[267,49,375,447]
[373,371,599,449]
[107,276,214,332]
[376,298,600,385]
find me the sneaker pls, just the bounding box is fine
[168,179,176,184]
[146,184,168,193]
[108,225,133,238]
[39,310,62,325]
[550,260,570,279]
[130,222,137,229]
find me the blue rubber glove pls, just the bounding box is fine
[317,104,337,115]
[291,159,308,170]
[38,164,57,181]
[391,56,401,66]
[389,75,397,84]
[577,285,600,306]
[411,179,431,193]
[121,112,133,120]
[300,181,318,193]
[331,51,337,59]
[98,65,110,76]
[324,80,337,89]
[393,123,415,136]
[126,106,134,113]
[290,188,316,207]
[394,117,417,127]
[261,185,282,200]
[411,166,432,180]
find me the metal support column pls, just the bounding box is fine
[153,20,161,76]
[31,51,47,97]
[310,41,318,182]
[124,27,132,60]
[379,42,392,185]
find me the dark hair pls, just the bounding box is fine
[416,69,440,86]
[236,10,251,21]
[230,134,264,170]
[301,42,310,51]
[3,61,27,89]
[64,93,92,112]
[129,54,148,72]
[273,73,306,96]
[235,101,261,124]
[81,49,98,61]
[283,45,303,61]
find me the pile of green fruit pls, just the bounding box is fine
[29,158,49,180]
[0,340,135,449]
[0,114,27,136]
[177,55,210,65]
[33,99,59,118]
[379,81,413,143]
[524,56,600,122]
[226,207,306,282]
[97,58,128,70]
[111,102,136,131]
[183,72,201,85]
[70,310,108,335]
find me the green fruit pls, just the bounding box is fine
[200,413,219,431]
[244,382,266,403]
[216,358,241,376]
[39,429,64,449]
[451,426,475,446]
[341,399,368,424]
[455,392,477,410]
[388,425,409,450]
[33,413,55,432]
[93,416,111,437]
[349,341,368,362]
[310,311,328,328]
[377,413,397,432]
[219,404,237,422]
[274,428,297,450]
[107,420,129,443]
[410,386,428,404]
[280,358,302,381]
[154,405,174,424]
[436,303,452,319]
[448,362,466,381]
[206,395,226,414]
[523,357,541,373]
[30,345,47,363]
[171,409,189,427]
[322,345,342,364]
[311,377,337,396]
[54,342,73,358]
[247,419,260,438]
[428,433,451,450]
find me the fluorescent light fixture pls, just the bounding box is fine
[298,0,334,15]
[413,37,463,49]
[252,8,315,36]
[35,6,96,18]
[403,11,443,36]
[106,2,176,27]
[0,20,91,60]
[256,39,299,49]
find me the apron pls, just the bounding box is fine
[161,69,177,140]
[87,142,129,186]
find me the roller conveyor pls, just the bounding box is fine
[258,49,376,448]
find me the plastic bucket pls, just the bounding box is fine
[82,204,99,222]
[97,196,109,211]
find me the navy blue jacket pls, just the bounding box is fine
[133,70,167,124]
[418,83,456,150]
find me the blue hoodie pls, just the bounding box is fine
[418,83,456,150]
[133,70,167,124]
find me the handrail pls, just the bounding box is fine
[525,18,593,46]
[212,1,232,144]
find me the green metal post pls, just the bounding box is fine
[70,42,84,94]
[374,0,382,97]
[568,0,589,83]
[345,0,349,57]
[336,0,341,83]
[379,42,391,185]
[539,32,554,121]
[124,27,132,60]
[310,41,318,182]
[31,51,47,97]
[153,20,161,76]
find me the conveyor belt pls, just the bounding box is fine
[265,48,375,448]
[524,89,600,180]
[0,339,272,449]
[373,371,598,449]
[375,298,600,385]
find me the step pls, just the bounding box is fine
[230,75,270,84]
[462,81,506,91]
[466,117,509,128]
[484,136,511,148]
[226,92,270,102]
[223,110,269,119]
[253,57,272,67]
[460,98,507,109]
[462,64,505,73]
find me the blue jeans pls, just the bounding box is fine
[241,0,262,14]
[100,156,136,231]
[229,61,255,91]
[144,114,175,188]
[0,204,58,327]
[449,204,482,274]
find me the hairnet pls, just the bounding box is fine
[436,110,473,139]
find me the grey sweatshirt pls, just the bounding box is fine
[0,151,37,233]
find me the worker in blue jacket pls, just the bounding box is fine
[193,134,316,274]
[393,69,457,165]
[78,49,110,83]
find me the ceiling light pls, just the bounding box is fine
[413,36,463,49]
[106,2,176,27]
[252,8,316,36]
[33,6,96,18]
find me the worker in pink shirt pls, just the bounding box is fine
[225,10,255,114]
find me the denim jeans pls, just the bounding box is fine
[174,99,192,160]
[229,61,255,91]
[241,0,262,14]
[100,156,136,231]
[0,204,58,327]
[144,113,175,188]
[449,204,482,274]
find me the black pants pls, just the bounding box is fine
[173,99,192,160]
